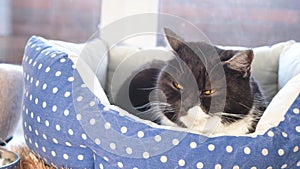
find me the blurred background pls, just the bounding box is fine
[0,0,299,64]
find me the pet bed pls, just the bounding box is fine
[22,36,300,168]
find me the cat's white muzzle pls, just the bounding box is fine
[179,106,221,135]
[179,106,253,136]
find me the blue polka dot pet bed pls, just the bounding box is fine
[22,36,300,168]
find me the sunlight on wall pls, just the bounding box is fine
[100,0,159,48]
[0,0,11,36]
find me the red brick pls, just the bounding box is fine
[12,9,52,24]
[0,36,28,64]
[12,0,52,10]
[249,8,298,24]
[52,0,101,12]
[159,0,300,46]
[50,12,99,26]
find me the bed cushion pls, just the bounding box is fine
[22,36,97,168]
[107,46,174,102]
[256,73,300,134]
[22,36,300,168]
[279,42,300,89]
[251,40,295,102]
[51,38,108,88]
[106,45,140,101]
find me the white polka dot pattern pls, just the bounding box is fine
[22,36,300,169]
[23,36,98,168]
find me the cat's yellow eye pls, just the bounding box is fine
[203,89,216,95]
[173,82,183,90]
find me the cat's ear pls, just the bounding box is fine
[224,50,254,78]
[164,28,185,51]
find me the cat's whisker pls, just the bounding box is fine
[150,101,171,107]
[134,109,159,118]
[133,103,152,110]
[134,101,176,122]
[236,102,252,110]
[213,112,247,119]
[250,107,264,119]
[134,101,172,112]
[137,87,158,91]
[135,108,166,122]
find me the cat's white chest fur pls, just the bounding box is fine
[178,106,252,136]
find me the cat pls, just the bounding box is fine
[115,28,267,136]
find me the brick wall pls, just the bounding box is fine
[159,0,300,47]
[1,1,300,64]
[0,0,101,64]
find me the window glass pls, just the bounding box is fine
[0,0,101,64]
[158,0,300,47]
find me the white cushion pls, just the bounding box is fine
[51,38,108,88]
[255,73,300,135]
[107,46,174,102]
[252,40,295,102]
[278,42,300,89]
[106,45,140,100]
[50,40,110,105]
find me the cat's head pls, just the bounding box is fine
[156,28,255,133]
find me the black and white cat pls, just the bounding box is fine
[115,28,267,136]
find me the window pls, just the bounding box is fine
[1,0,299,64]
[158,0,300,47]
[0,0,101,64]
